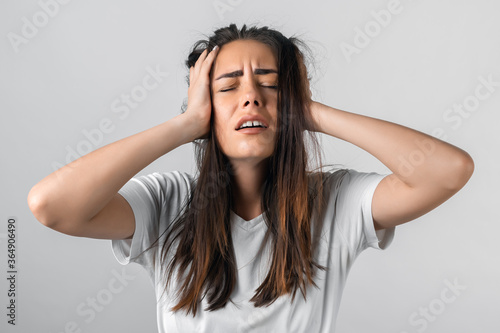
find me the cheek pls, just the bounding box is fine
[212,109,229,140]
[212,98,236,130]
[212,96,231,115]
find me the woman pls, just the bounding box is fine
[28,23,474,332]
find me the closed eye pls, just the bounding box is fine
[219,85,277,92]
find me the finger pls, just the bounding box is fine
[194,49,208,77]
[199,46,219,78]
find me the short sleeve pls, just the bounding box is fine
[332,169,395,255]
[111,171,195,269]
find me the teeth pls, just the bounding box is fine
[239,120,266,129]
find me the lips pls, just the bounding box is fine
[235,115,269,131]
[237,127,267,134]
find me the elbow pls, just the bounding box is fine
[28,187,86,236]
[27,187,57,228]
[448,152,475,191]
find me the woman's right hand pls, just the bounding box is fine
[184,46,219,140]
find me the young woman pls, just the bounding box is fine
[28,24,474,332]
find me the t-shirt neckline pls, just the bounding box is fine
[230,210,264,230]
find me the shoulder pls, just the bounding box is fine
[133,170,197,188]
[308,168,387,209]
[123,170,197,204]
[319,168,385,190]
[307,168,350,193]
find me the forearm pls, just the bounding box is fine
[28,113,196,225]
[311,101,474,189]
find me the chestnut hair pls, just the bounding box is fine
[140,23,344,317]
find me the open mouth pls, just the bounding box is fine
[236,125,267,131]
[236,120,268,131]
[236,126,267,134]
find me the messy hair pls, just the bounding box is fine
[144,23,338,317]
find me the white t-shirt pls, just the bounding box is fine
[111,168,395,333]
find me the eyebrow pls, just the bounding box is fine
[215,68,278,80]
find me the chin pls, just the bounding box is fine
[228,151,273,163]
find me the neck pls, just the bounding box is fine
[230,158,269,221]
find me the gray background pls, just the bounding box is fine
[1,0,498,332]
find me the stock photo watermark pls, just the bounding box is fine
[213,0,244,21]
[400,277,466,333]
[396,137,435,178]
[432,73,499,141]
[56,267,136,333]
[51,64,169,171]
[381,74,497,189]
[7,0,73,53]
[382,136,436,191]
[5,217,18,326]
[339,0,419,64]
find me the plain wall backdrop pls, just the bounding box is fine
[1,0,498,332]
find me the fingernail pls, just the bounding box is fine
[213,45,218,51]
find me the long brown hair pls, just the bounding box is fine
[141,23,342,317]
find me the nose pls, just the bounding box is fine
[243,99,259,107]
[240,80,262,109]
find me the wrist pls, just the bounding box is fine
[172,113,200,145]
[309,101,324,133]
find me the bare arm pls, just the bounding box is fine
[28,47,219,240]
[309,101,474,230]
[28,114,198,239]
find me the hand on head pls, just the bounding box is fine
[184,46,219,141]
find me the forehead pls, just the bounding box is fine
[212,40,277,74]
